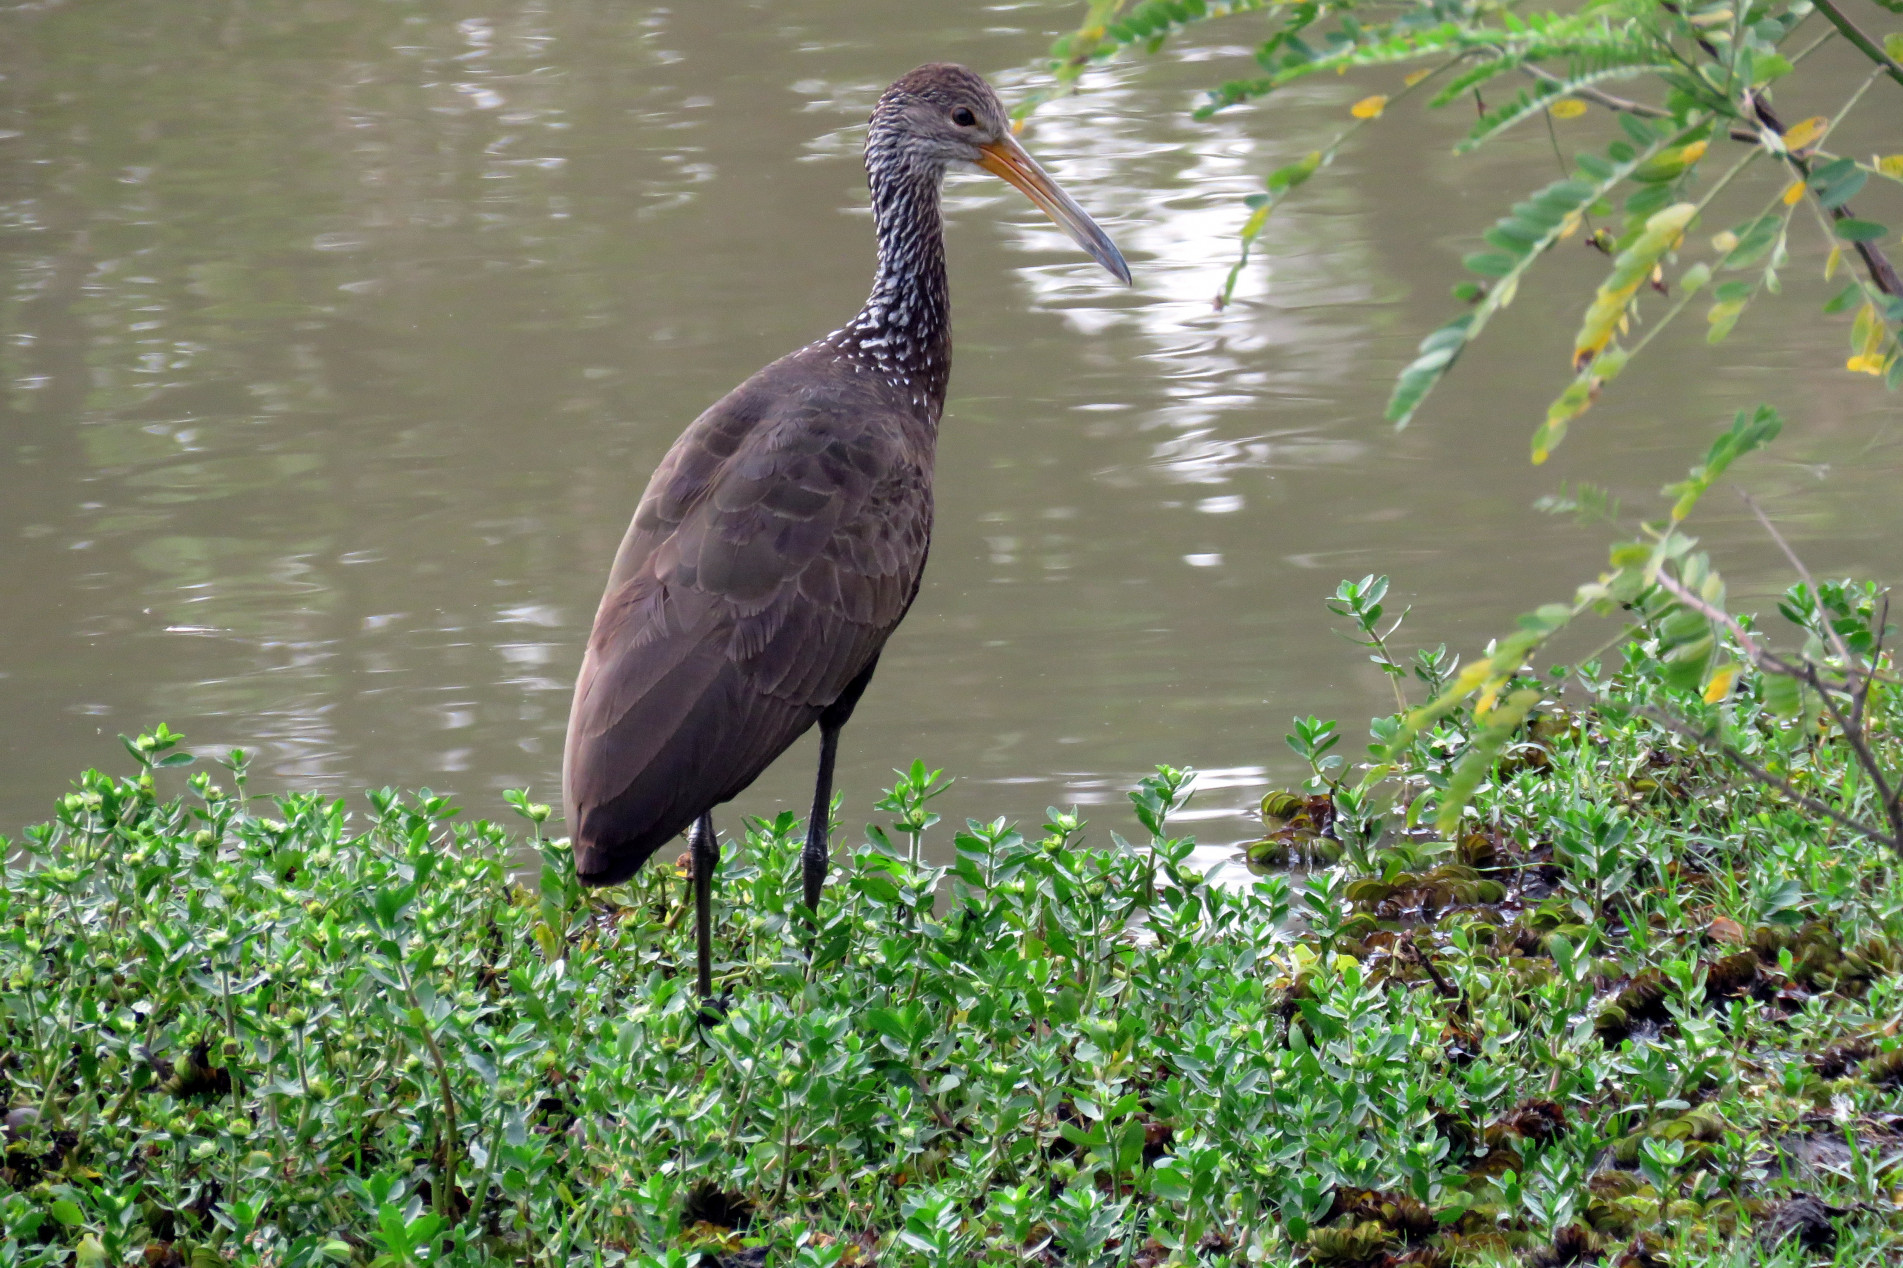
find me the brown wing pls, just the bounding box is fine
[562,358,934,884]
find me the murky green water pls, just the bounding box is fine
[3,1,1898,865]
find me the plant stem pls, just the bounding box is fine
[1810,0,1903,89]
[396,956,461,1221]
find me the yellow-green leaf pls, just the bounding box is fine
[1436,688,1542,835]
[1633,140,1709,183]
[1549,98,1588,120]
[1704,662,1740,703]
[1572,202,1697,367]
[1610,542,1652,568]
[1852,301,1883,358]
[1707,299,1745,344]
[1781,115,1828,151]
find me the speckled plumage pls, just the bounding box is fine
[562,68,973,883]
[561,64,1125,897]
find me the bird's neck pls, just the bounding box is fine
[831,164,951,413]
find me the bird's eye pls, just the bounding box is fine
[951,107,976,127]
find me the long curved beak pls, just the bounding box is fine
[976,135,1132,286]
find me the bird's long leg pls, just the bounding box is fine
[692,812,717,1001]
[803,720,842,919]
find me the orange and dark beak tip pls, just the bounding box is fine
[977,136,1132,286]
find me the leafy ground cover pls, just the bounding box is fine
[3,597,1902,1267]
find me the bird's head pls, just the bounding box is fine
[868,63,1130,285]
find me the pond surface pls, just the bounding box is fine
[3,1,1898,862]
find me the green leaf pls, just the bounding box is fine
[1660,405,1782,520]
[864,1007,910,1047]
[1706,299,1745,344]
[1750,53,1793,84]
[1266,152,1322,194]
[1761,671,1803,718]
[50,1201,84,1228]
[1463,251,1518,277]
[1812,158,1866,210]
[1834,218,1889,242]
[1387,137,1681,429]
[1822,282,1861,314]
[1721,215,1783,269]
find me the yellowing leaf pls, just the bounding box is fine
[1704,662,1740,703]
[1853,301,1883,357]
[1711,230,1740,253]
[1633,142,1708,182]
[1782,179,1806,205]
[1572,203,1697,366]
[1404,68,1433,87]
[1888,32,1903,61]
[1706,299,1745,344]
[1877,154,1903,179]
[1781,115,1828,151]
[1450,661,1492,696]
[1847,354,1886,375]
[1549,98,1588,120]
[1350,94,1388,119]
[1825,244,1842,280]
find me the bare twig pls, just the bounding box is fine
[1650,570,1773,666]
[1408,933,1461,1000]
[1799,660,1903,845]
[1739,488,1896,735]
[1864,594,1892,732]
[1649,532,1902,848]
[1739,489,1855,670]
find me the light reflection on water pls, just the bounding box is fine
[1,2,1897,864]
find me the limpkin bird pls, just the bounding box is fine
[562,63,1129,998]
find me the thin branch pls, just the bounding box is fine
[1649,569,1881,692]
[1627,704,1899,853]
[1799,660,1903,845]
[1740,486,1886,736]
[1861,593,1892,733]
[1653,552,1903,846]
[1811,0,1903,90]
[1738,489,1854,670]
[1520,65,1757,142]
[1650,570,1774,667]
[1751,70,1903,296]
